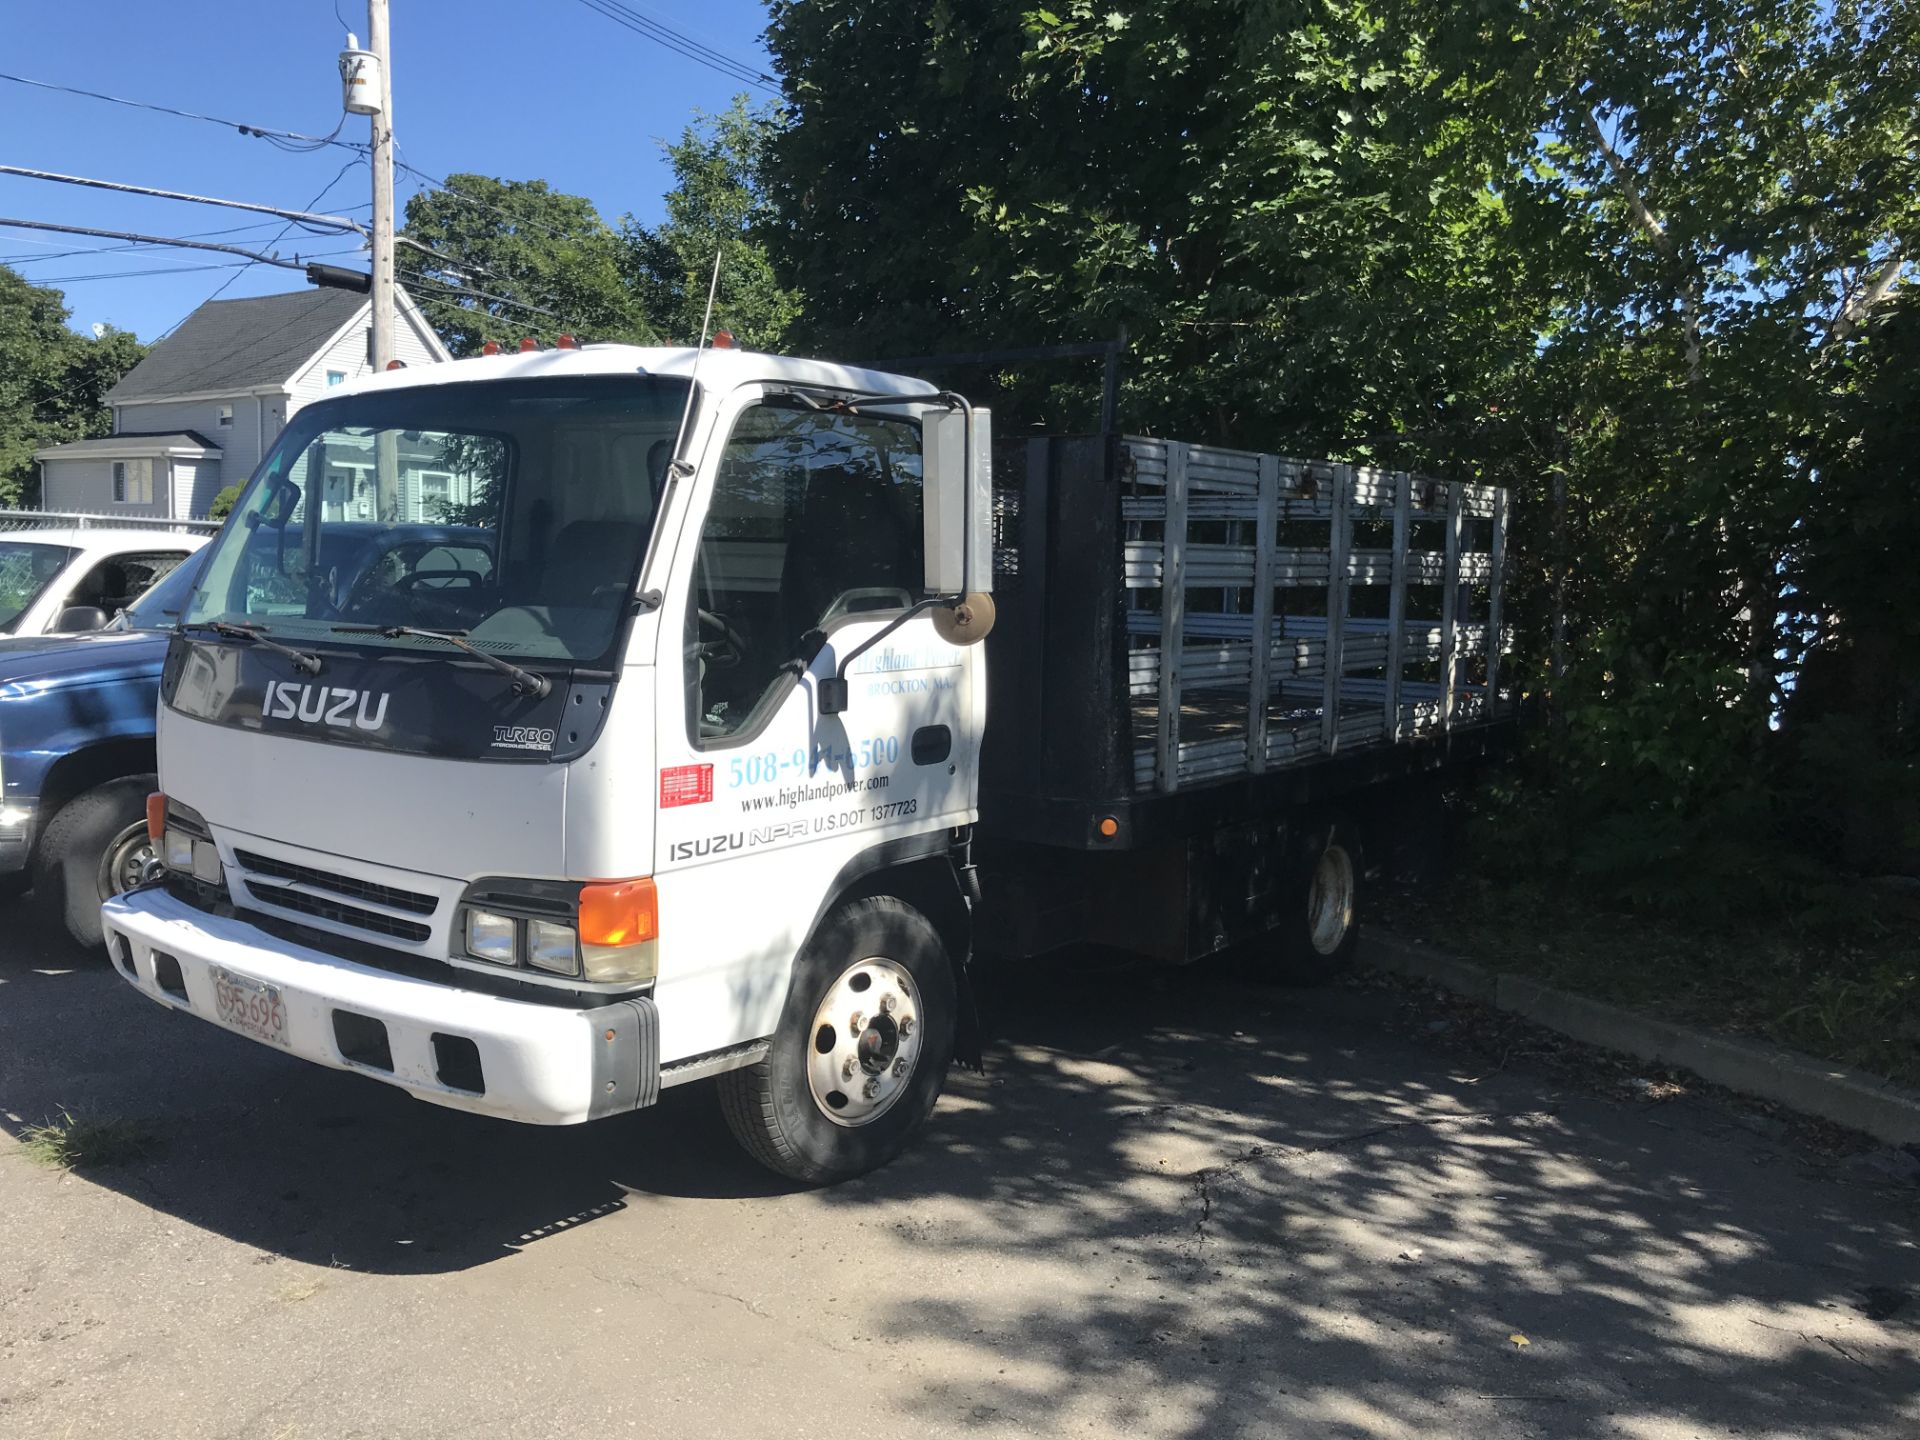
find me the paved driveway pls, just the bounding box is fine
[2,906,1915,1439]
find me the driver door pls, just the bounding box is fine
[645,389,981,1062]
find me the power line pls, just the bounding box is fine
[151,158,369,343]
[397,267,561,321]
[0,208,371,265]
[390,153,577,242]
[0,71,364,154]
[0,217,347,273]
[33,248,365,284]
[571,0,777,92]
[0,165,368,236]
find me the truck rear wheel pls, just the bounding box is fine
[718,896,955,1185]
[31,774,157,951]
[1260,823,1362,984]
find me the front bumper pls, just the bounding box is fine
[102,887,658,1124]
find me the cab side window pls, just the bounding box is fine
[67,550,187,614]
[687,403,923,742]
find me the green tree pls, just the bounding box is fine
[763,2,1551,454]
[764,0,1920,901]
[400,175,653,355]
[0,267,146,508]
[207,484,244,521]
[623,98,801,350]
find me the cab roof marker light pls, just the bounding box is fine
[481,341,501,356]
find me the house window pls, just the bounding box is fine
[415,469,454,518]
[217,404,234,427]
[111,459,153,505]
[326,370,347,387]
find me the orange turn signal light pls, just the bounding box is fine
[1097,816,1119,839]
[147,792,168,842]
[578,878,657,947]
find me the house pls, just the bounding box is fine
[35,287,450,519]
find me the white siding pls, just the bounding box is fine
[286,298,446,407]
[42,458,167,517]
[188,459,227,517]
[396,299,447,370]
[288,320,374,406]
[168,458,225,518]
[116,396,252,479]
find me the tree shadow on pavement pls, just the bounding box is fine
[806,955,1920,1440]
[3,912,1916,1438]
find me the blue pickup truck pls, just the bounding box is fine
[2,521,502,947]
[0,556,203,947]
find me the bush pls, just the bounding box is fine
[207,484,243,520]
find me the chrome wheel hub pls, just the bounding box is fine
[1307,843,1355,955]
[103,824,156,899]
[807,957,922,1127]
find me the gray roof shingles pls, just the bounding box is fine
[106,289,368,404]
[35,429,221,458]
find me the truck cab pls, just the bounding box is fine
[104,343,993,1183]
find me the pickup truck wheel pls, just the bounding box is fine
[31,774,156,950]
[718,896,955,1185]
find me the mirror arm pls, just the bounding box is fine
[817,595,960,714]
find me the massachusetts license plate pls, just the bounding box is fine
[210,965,289,1048]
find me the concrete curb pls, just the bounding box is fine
[1361,931,1920,1148]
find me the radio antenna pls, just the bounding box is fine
[667,247,724,477]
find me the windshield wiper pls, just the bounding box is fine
[332,624,552,698]
[179,620,322,675]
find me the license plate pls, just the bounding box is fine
[210,965,289,1048]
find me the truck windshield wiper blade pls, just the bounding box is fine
[179,620,322,675]
[332,624,552,698]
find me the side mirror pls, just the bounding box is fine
[52,606,110,634]
[923,406,994,601]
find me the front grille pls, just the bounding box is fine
[233,849,436,915]
[240,881,434,943]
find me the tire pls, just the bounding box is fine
[1266,821,1363,985]
[31,774,158,951]
[719,896,956,1185]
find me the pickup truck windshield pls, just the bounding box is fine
[183,375,690,667]
[0,541,79,633]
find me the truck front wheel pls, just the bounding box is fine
[32,774,157,950]
[719,896,955,1185]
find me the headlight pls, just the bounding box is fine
[164,829,196,871]
[452,878,657,986]
[526,918,580,976]
[162,828,222,883]
[464,908,517,964]
[581,941,656,985]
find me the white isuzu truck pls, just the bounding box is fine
[103,341,1512,1182]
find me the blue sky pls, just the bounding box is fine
[0,0,775,341]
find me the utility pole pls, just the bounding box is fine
[364,0,400,520]
[367,0,396,374]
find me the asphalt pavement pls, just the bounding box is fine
[2,899,1916,1440]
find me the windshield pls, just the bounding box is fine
[119,551,207,631]
[183,375,690,666]
[0,541,78,633]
